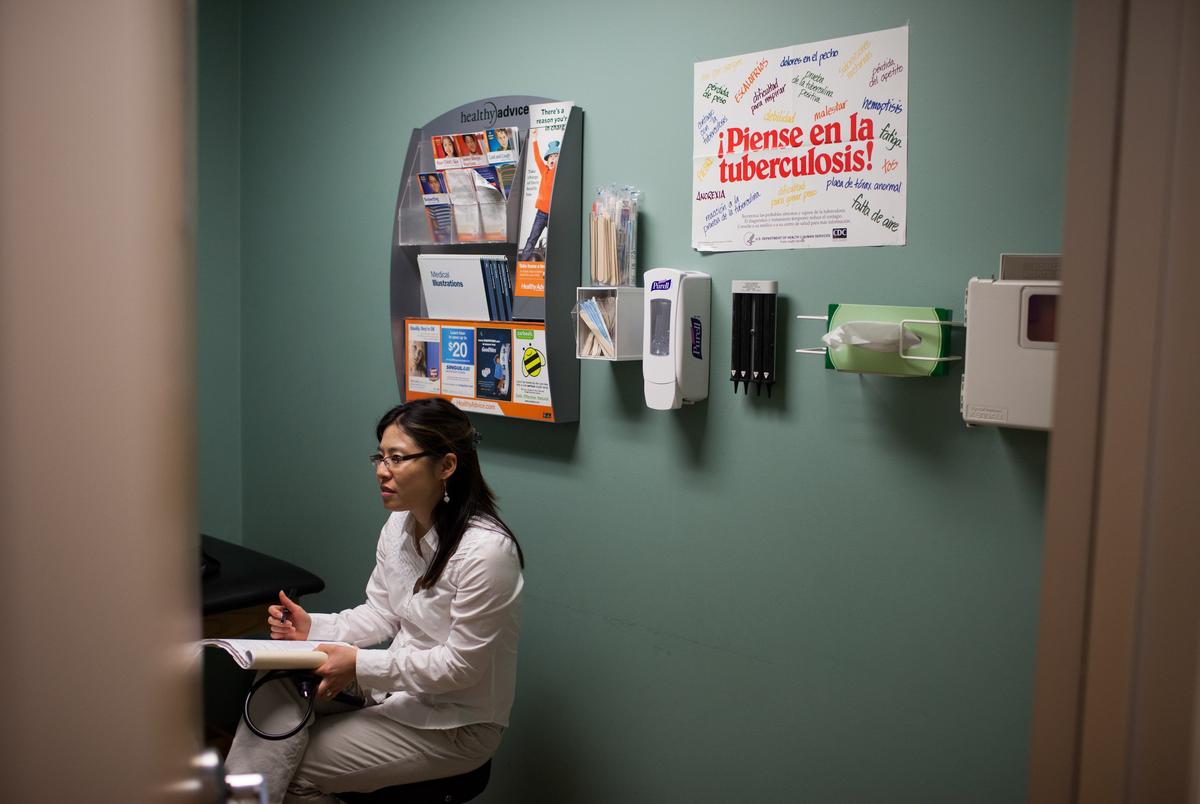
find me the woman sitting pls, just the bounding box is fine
[225,398,524,802]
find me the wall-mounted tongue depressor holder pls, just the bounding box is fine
[961,254,1060,430]
[730,280,777,396]
[795,303,964,377]
[643,268,711,410]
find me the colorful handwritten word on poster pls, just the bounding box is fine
[692,26,908,252]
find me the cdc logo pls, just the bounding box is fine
[832,227,848,239]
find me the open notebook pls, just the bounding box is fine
[200,638,352,670]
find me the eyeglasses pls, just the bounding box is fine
[369,451,434,470]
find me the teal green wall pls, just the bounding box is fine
[196,0,243,544]
[199,0,1071,800]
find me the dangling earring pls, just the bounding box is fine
[442,481,450,504]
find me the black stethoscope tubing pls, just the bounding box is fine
[242,670,368,741]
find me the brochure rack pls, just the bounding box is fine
[389,96,583,422]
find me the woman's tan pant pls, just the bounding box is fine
[224,677,503,803]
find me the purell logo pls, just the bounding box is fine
[650,279,672,291]
[690,317,703,358]
[460,101,530,124]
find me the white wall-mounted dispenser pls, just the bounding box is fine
[643,268,711,409]
[961,254,1061,430]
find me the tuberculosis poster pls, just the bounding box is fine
[692,26,908,251]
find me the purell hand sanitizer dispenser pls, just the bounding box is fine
[643,268,711,410]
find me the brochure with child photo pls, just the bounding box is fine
[418,171,452,243]
[514,101,572,320]
[455,132,489,168]
[516,102,572,265]
[431,134,462,170]
[485,127,519,166]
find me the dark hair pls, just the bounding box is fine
[376,398,523,592]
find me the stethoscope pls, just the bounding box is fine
[242,670,365,741]
[241,602,364,741]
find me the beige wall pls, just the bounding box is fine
[1029,0,1200,799]
[0,1,201,800]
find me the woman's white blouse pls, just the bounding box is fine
[307,512,523,729]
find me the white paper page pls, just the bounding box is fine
[200,638,351,670]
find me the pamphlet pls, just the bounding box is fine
[485,127,519,165]
[480,257,512,320]
[473,166,507,241]
[431,134,462,170]
[516,103,571,263]
[485,127,520,196]
[515,101,572,321]
[418,171,452,243]
[404,319,555,422]
[512,327,550,406]
[475,328,513,401]
[406,322,442,394]
[417,253,493,320]
[439,325,476,397]
[455,132,489,168]
[471,165,503,196]
[494,163,518,198]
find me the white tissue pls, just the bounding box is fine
[822,321,922,353]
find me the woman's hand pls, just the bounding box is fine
[267,590,311,641]
[314,644,359,699]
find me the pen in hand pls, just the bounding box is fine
[271,589,310,640]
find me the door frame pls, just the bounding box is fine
[1028,0,1200,800]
